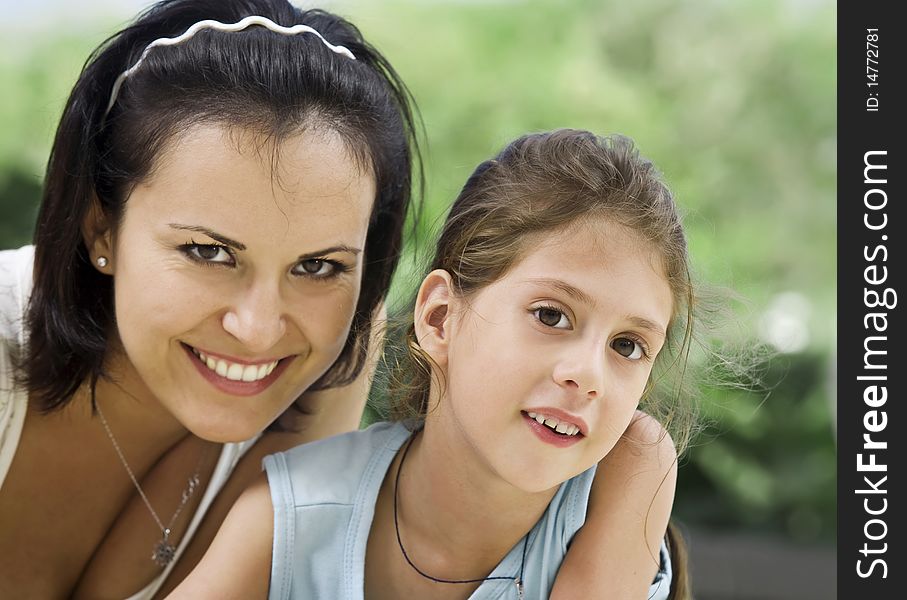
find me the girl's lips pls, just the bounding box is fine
[522,412,585,448]
[182,343,294,397]
[522,406,589,436]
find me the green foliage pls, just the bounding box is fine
[0,0,835,543]
[678,350,836,541]
[1,29,102,247]
[0,170,40,247]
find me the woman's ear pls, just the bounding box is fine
[81,195,114,273]
[413,269,456,368]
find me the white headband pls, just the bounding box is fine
[104,15,357,117]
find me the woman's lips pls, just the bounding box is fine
[182,343,293,396]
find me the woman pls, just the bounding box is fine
[0,0,420,597]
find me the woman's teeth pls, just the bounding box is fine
[526,412,581,436]
[191,348,278,382]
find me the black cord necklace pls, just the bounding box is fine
[393,430,528,599]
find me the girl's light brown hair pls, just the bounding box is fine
[387,128,698,457]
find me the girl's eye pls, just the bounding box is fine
[611,337,646,361]
[292,259,338,278]
[533,306,571,330]
[186,244,233,265]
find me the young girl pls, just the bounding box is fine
[172,129,697,599]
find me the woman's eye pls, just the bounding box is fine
[611,337,645,360]
[534,307,571,329]
[293,259,337,278]
[187,244,233,264]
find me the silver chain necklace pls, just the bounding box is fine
[95,402,207,567]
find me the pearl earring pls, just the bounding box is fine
[96,256,109,268]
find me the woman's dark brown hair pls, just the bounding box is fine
[20,0,422,414]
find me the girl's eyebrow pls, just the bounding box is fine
[524,277,596,307]
[625,316,667,340]
[525,277,667,339]
[169,223,245,250]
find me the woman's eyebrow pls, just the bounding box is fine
[169,223,245,250]
[299,246,363,259]
[168,226,362,259]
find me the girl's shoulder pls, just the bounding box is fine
[263,421,410,508]
[551,412,676,598]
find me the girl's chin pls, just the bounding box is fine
[495,455,594,494]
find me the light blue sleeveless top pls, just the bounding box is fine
[264,421,672,600]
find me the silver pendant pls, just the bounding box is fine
[151,529,176,566]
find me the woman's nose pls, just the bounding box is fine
[221,279,287,353]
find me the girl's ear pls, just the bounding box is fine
[81,195,115,273]
[413,269,456,368]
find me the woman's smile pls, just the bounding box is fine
[182,343,295,396]
[108,124,376,441]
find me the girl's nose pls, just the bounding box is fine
[552,338,607,400]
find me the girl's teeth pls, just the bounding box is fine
[526,411,581,436]
[215,361,228,377]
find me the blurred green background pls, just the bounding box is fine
[0,0,836,597]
